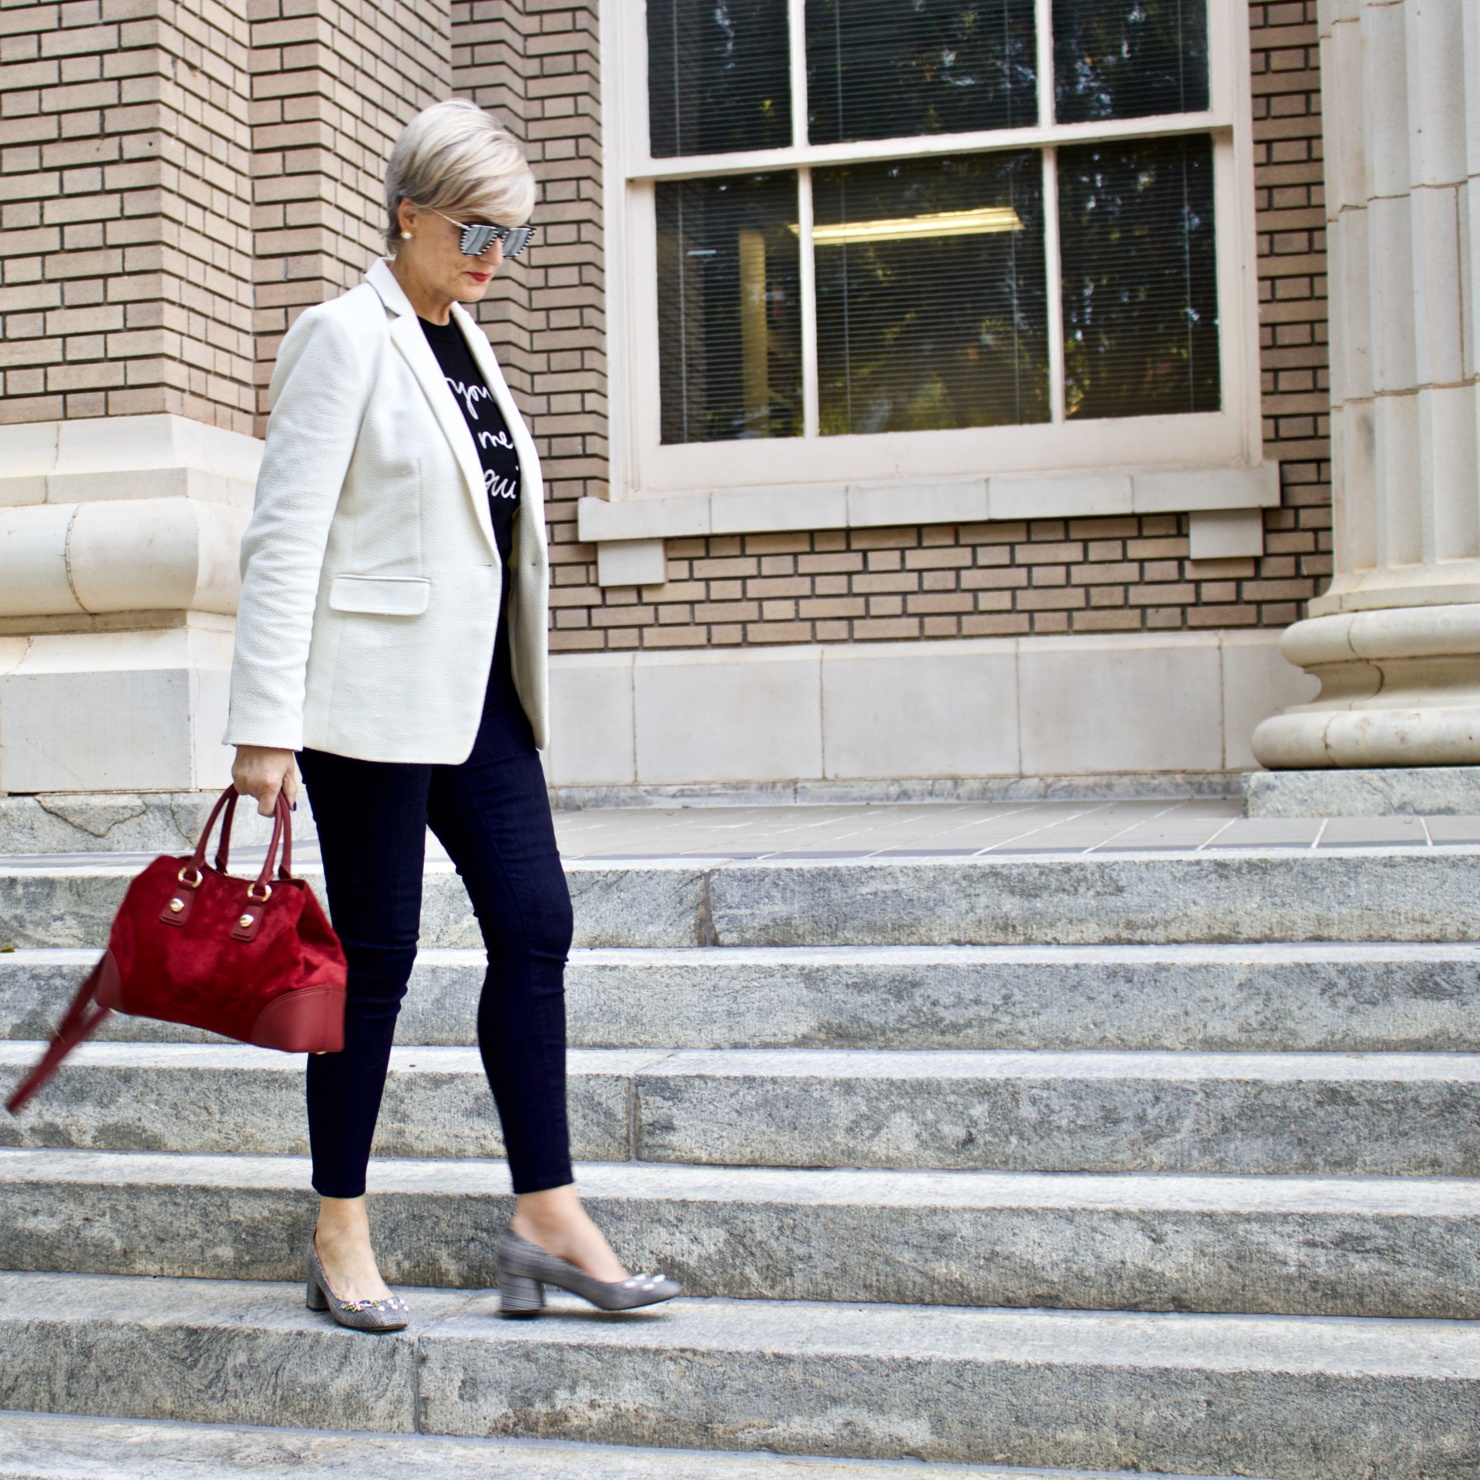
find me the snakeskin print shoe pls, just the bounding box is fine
[305,1231,409,1332]
[495,1226,682,1318]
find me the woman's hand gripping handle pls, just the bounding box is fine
[232,745,300,818]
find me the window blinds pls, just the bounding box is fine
[813,153,1049,434]
[648,0,792,158]
[1058,133,1221,418]
[645,0,1219,443]
[805,0,1039,145]
[656,174,803,443]
[1053,0,1210,123]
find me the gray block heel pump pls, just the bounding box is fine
[496,1227,681,1319]
[305,1232,409,1333]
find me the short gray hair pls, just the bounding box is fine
[384,99,536,252]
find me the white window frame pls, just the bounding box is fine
[599,0,1263,515]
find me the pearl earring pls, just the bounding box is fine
[400,230,412,240]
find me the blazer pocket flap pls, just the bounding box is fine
[329,575,431,616]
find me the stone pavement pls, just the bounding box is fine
[547,797,1480,858]
[9,796,1454,871]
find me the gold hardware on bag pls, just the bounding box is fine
[177,866,203,888]
[246,882,273,904]
[239,914,254,929]
[169,898,184,913]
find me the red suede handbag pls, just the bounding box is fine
[6,785,346,1115]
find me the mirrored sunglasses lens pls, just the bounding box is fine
[502,227,533,258]
[460,224,500,256]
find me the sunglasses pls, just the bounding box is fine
[431,209,537,259]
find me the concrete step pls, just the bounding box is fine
[3,1148,1479,1319]
[7,943,1480,1053]
[0,1270,1474,1477]
[4,1042,1480,1177]
[0,1412,1235,1480]
[6,848,1480,950]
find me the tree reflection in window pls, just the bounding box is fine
[1059,134,1219,419]
[814,152,1048,434]
[807,0,1039,145]
[649,0,792,158]
[1053,0,1209,123]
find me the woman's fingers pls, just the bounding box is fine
[232,747,296,816]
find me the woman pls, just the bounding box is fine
[227,99,680,1331]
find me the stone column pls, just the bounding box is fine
[1252,0,1480,767]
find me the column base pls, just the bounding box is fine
[1252,604,1480,768]
[1242,765,1480,817]
[0,621,236,795]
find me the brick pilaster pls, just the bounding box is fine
[249,0,451,429]
[0,0,256,432]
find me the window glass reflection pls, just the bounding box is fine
[1053,0,1209,123]
[806,0,1038,145]
[1058,134,1220,419]
[656,174,803,443]
[648,0,792,158]
[813,153,1049,434]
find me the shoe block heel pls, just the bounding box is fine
[306,1277,329,1311]
[499,1273,545,1318]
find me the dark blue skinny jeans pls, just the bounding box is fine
[297,675,574,1199]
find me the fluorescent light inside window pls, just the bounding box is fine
[790,206,1025,246]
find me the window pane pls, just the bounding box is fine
[807,0,1038,145]
[1053,0,1209,123]
[657,174,802,444]
[1058,134,1220,420]
[647,0,792,158]
[814,153,1049,435]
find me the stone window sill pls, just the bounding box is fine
[581,464,1279,587]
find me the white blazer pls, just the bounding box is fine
[226,260,549,763]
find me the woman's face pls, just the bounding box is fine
[395,198,504,308]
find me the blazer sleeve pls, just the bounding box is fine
[225,303,377,751]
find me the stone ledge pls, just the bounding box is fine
[578,464,1280,547]
[1242,767,1480,818]
[0,791,312,855]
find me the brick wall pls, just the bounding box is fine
[530,0,1333,653]
[249,0,451,428]
[0,0,256,432]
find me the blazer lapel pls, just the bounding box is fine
[368,262,498,556]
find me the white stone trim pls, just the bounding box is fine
[583,463,1278,572]
[0,414,262,509]
[596,538,667,588]
[0,621,236,794]
[1189,508,1266,560]
[545,629,1317,784]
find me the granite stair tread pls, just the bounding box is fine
[13,1143,1480,1215]
[3,1147,1480,1316]
[5,1039,1480,1175]
[0,1269,1474,1477]
[0,1412,1259,1480]
[8,848,1480,949]
[7,942,1480,1053]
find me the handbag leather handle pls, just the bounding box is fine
[193,786,295,890]
[6,953,114,1116]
